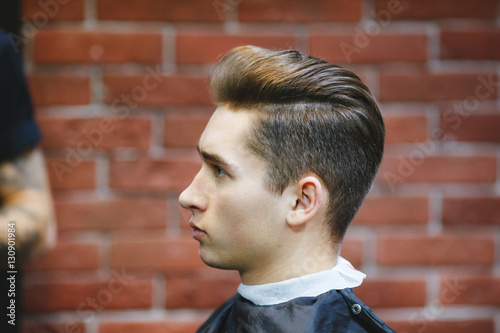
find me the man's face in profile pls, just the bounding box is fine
[179,106,290,278]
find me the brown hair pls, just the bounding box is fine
[210,46,385,241]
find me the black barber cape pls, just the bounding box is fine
[198,288,396,333]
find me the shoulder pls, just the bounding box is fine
[196,290,396,333]
[0,30,14,58]
[196,294,239,333]
[0,29,24,88]
[336,288,396,333]
[0,29,26,77]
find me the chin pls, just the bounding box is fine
[199,250,239,271]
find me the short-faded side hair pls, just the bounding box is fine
[209,45,385,242]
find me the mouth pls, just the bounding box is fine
[189,221,207,240]
[189,221,204,231]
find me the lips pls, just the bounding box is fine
[189,221,204,232]
[190,221,207,240]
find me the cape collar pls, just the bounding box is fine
[237,256,365,306]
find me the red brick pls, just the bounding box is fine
[179,204,193,232]
[103,75,212,106]
[23,241,100,271]
[24,273,152,312]
[176,33,296,64]
[387,319,495,333]
[441,114,500,142]
[375,0,498,20]
[111,236,205,272]
[378,155,497,185]
[34,30,162,64]
[46,159,96,190]
[441,29,500,60]
[443,197,500,226]
[166,276,240,309]
[384,115,428,143]
[55,199,167,230]
[340,239,363,267]
[309,33,427,64]
[23,0,84,21]
[440,276,500,306]
[38,117,151,149]
[109,159,200,192]
[379,73,498,102]
[164,115,210,147]
[23,321,86,333]
[239,0,362,22]
[355,279,426,308]
[97,0,222,22]
[99,322,204,333]
[377,234,495,266]
[28,74,91,106]
[354,196,428,225]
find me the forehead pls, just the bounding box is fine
[199,106,254,151]
[198,106,266,173]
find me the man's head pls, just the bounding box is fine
[179,46,384,282]
[209,45,384,242]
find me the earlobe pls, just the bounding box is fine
[286,176,323,227]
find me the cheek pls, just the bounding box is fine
[209,180,284,243]
[212,190,261,239]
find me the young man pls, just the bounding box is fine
[179,46,395,332]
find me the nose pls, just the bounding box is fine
[179,170,207,212]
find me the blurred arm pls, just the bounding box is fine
[0,148,56,259]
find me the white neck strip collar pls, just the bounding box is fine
[237,256,365,306]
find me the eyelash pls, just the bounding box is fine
[213,164,226,177]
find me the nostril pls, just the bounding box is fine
[179,191,204,212]
[179,207,193,225]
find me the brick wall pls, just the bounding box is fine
[20,0,499,332]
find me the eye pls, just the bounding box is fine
[213,165,227,177]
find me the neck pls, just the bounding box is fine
[240,239,339,285]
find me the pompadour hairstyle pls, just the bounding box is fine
[210,46,385,241]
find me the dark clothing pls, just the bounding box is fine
[0,1,22,37]
[0,29,41,333]
[198,288,396,333]
[0,29,41,163]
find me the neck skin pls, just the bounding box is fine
[239,227,339,285]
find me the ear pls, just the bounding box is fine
[286,176,323,227]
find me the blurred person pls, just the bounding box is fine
[0,0,21,41]
[179,46,395,332]
[0,27,57,332]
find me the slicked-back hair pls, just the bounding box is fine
[210,46,385,242]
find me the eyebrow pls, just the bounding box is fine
[197,144,235,170]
